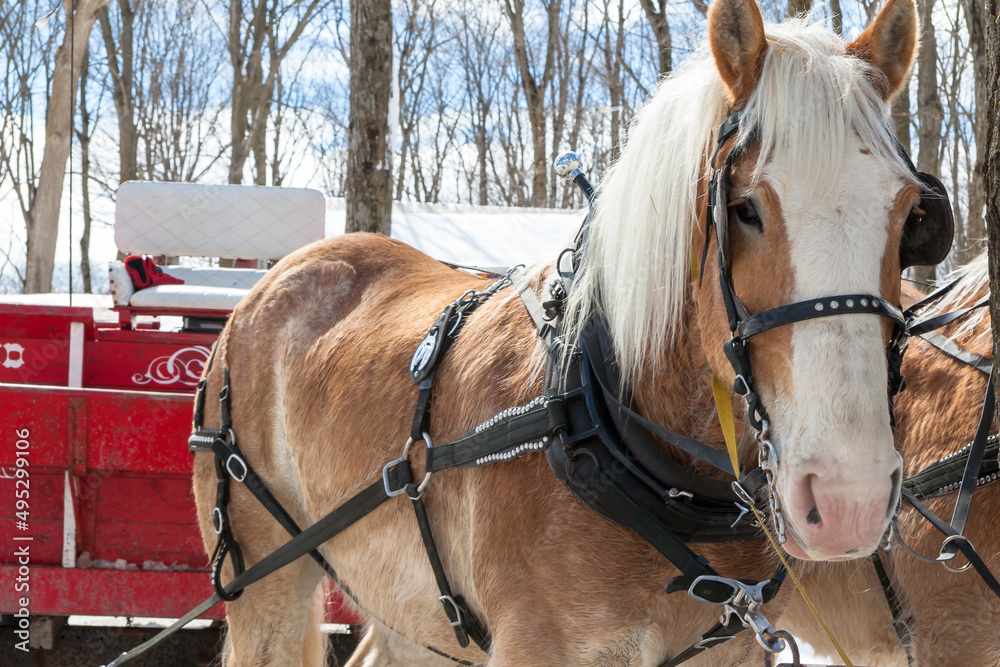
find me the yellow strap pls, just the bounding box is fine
[712,376,741,478]
[710,377,854,667]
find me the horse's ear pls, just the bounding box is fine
[846,0,918,101]
[708,0,768,106]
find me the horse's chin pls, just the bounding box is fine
[781,534,816,560]
[780,525,879,561]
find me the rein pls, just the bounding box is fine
[860,279,1000,667]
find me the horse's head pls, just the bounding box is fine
[694,0,951,560]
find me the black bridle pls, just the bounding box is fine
[705,111,908,441]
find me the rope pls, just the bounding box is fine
[710,382,855,667]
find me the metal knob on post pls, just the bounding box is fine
[554,152,595,203]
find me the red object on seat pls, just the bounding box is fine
[124,254,185,289]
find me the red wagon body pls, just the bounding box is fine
[0,301,362,625]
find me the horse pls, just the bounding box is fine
[191,0,934,664]
[780,253,1000,667]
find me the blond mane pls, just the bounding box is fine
[922,252,990,344]
[564,17,916,385]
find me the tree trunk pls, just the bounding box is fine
[504,0,561,207]
[638,0,671,78]
[962,0,988,247]
[892,81,911,155]
[345,0,392,235]
[24,0,112,294]
[911,0,943,284]
[830,0,843,35]
[99,0,137,184]
[787,0,811,17]
[78,45,93,293]
[984,0,1000,408]
[477,124,489,205]
[228,0,267,185]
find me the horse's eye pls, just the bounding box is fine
[731,198,762,232]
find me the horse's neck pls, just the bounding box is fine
[629,303,727,469]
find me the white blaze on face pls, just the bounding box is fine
[762,134,905,561]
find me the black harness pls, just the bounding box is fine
[866,280,1000,667]
[103,112,970,667]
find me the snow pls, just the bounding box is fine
[75,551,192,572]
[325,198,584,271]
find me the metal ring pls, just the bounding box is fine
[401,432,434,494]
[939,534,974,572]
[893,523,973,571]
[211,507,223,534]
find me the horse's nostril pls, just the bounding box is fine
[806,507,822,525]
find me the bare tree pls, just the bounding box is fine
[76,44,98,293]
[961,0,988,247]
[97,0,227,188]
[503,0,561,207]
[985,0,1000,406]
[394,0,445,201]
[345,0,392,234]
[99,0,137,185]
[23,0,113,293]
[228,0,330,186]
[456,4,506,205]
[912,0,944,283]
[597,0,628,166]
[638,0,672,78]
[0,3,61,291]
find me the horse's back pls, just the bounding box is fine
[216,232,492,494]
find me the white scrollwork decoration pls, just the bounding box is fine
[132,345,211,386]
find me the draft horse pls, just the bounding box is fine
[192,0,947,664]
[782,254,1000,667]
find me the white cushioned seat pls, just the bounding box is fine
[127,285,248,311]
[111,181,325,313]
[116,181,324,260]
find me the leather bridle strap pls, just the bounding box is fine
[105,469,413,667]
[917,331,993,375]
[906,297,988,336]
[900,487,1000,599]
[944,367,995,552]
[870,553,915,667]
[737,294,905,339]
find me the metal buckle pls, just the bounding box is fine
[688,575,767,607]
[733,373,750,396]
[383,432,434,498]
[382,458,409,497]
[225,454,248,483]
[689,575,784,654]
[438,595,463,627]
[211,507,223,534]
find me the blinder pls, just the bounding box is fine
[900,171,954,269]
